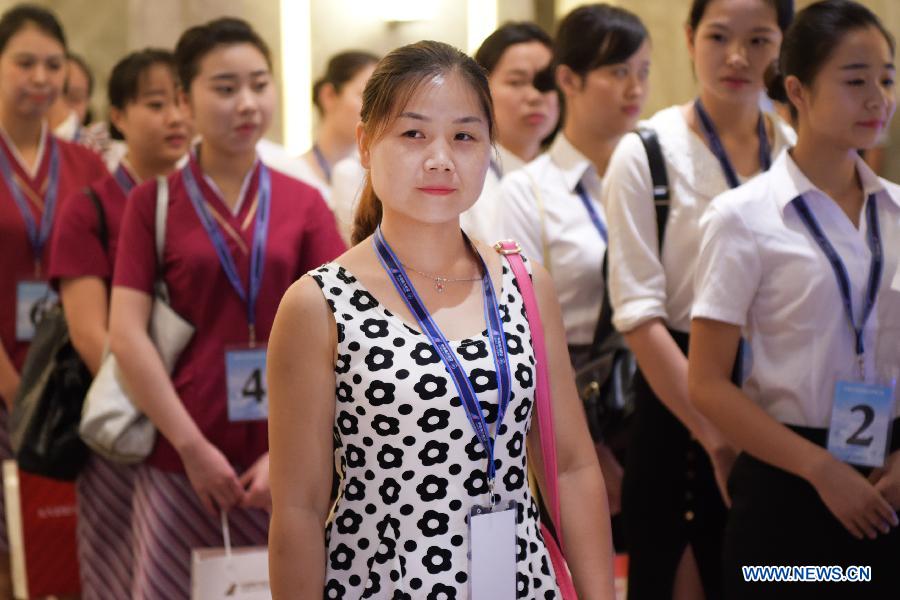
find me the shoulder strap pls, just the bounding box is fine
[84,186,108,254]
[155,176,171,302]
[494,241,563,542]
[636,127,670,252]
[524,170,553,271]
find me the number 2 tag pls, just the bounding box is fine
[16,280,56,342]
[225,346,268,422]
[827,380,895,467]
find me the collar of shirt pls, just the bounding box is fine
[548,133,600,197]
[190,145,261,216]
[0,120,48,180]
[494,143,525,176]
[53,111,80,143]
[773,149,897,214]
[645,105,796,201]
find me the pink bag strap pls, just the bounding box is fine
[494,240,563,538]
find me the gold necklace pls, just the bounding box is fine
[401,262,482,293]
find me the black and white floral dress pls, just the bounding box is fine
[310,259,561,600]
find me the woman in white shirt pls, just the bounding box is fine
[690,2,899,597]
[601,0,795,598]
[499,2,651,551]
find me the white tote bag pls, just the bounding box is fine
[79,176,194,463]
[191,511,270,600]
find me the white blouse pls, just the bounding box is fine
[602,105,796,334]
[499,134,606,346]
[693,150,900,428]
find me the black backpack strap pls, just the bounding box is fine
[84,186,108,254]
[636,127,670,252]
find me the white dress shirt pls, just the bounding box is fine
[602,105,796,334]
[499,134,606,346]
[255,139,332,206]
[693,150,900,428]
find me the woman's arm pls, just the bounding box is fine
[268,277,337,599]
[689,317,898,539]
[108,286,243,514]
[0,344,18,409]
[60,277,108,375]
[527,264,615,600]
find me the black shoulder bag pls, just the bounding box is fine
[10,188,108,480]
[577,128,671,453]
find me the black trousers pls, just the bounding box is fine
[724,419,900,600]
[621,331,727,600]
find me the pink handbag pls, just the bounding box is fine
[495,241,578,600]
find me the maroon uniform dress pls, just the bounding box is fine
[48,164,138,600]
[0,127,106,552]
[113,155,346,599]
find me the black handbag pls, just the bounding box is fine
[577,128,671,452]
[9,188,107,480]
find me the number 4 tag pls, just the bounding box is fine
[827,380,895,467]
[225,347,268,422]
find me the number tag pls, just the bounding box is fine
[468,501,516,600]
[16,280,56,342]
[827,380,895,467]
[225,346,268,422]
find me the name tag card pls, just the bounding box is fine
[469,501,516,600]
[225,347,268,422]
[16,281,56,342]
[827,380,895,467]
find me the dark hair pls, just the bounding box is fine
[474,22,552,74]
[351,41,495,245]
[0,4,66,55]
[554,3,648,77]
[767,0,894,117]
[107,48,177,140]
[175,17,271,91]
[689,0,794,34]
[312,51,379,114]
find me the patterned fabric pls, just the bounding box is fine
[130,465,268,600]
[311,259,560,599]
[76,455,136,599]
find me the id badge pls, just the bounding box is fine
[225,346,268,422]
[827,380,896,467]
[468,501,516,600]
[15,281,56,341]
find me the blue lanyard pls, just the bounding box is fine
[113,164,136,196]
[695,98,771,189]
[793,194,882,367]
[312,144,332,184]
[373,226,512,495]
[0,136,60,275]
[575,181,607,243]
[182,163,272,345]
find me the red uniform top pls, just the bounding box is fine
[49,166,136,287]
[113,156,346,473]
[0,129,107,370]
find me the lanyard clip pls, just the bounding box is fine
[249,323,256,347]
[488,477,496,508]
[857,353,866,382]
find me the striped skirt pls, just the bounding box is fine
[76,454,136,600]
[131,465,269,600]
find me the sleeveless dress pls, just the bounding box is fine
[310,259,561,600]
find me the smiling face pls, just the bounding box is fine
[183,41,275,156]
[789,26,896,153]
[111,63,191,171]
[360,70,492,227]
[488,40,558,156]
[687,0,782,104]
[0,23,66,121]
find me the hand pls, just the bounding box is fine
[239,453,271,512]
[180,438,244,515]
[869,450,900,510]
[700,433,737,507]
[809,453,898,539]
[594,442,623,515]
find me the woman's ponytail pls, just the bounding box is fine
[351,175,382,245]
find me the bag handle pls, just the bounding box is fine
[155,176,172,303]
[493,241,563,540]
